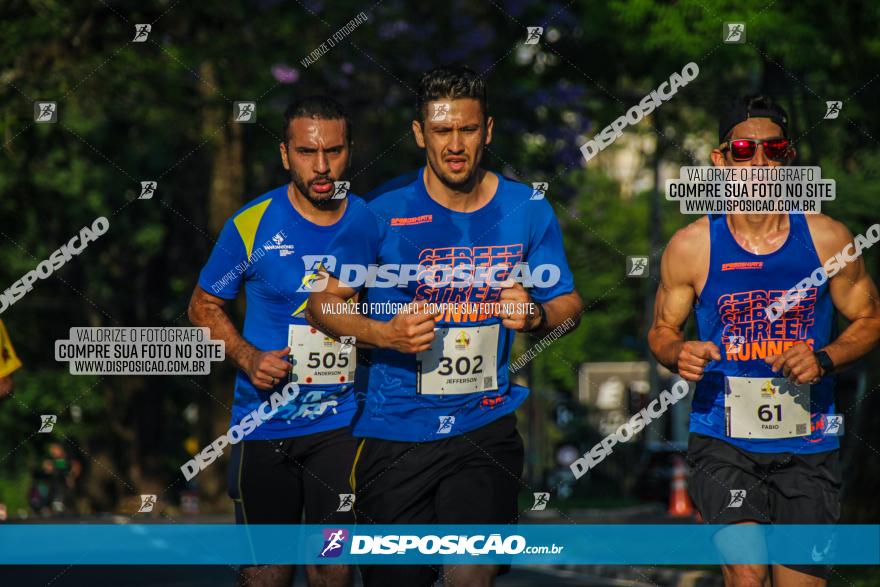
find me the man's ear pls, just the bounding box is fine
[344,141,353,169]
[279,142,291,170]
[412,120,426,149]
[710,147,726,167]
[484,116,494,146]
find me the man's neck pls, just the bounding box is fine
[727,213,790,254]
[423,166,497,213]
[287,183,346,226]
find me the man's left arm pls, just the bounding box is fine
[498,199,583,338]
[766,221,880,382]
[820,226,880,372]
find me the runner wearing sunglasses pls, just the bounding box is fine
[648,94,880,586]
[720,137,791,163]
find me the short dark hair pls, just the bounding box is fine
[416,65,488,123]
[282,95,351,144]
[719,94,789,143]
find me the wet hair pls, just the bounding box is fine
[282,95,351,144]
[719,94,789,143]
[416,64,488,123]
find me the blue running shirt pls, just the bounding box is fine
[324,169,575,441]
[198,185,360,439]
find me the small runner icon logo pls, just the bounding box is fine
[723,23,745,43]
[138,494,157,513]
[234,102,256,123]
[437,416,455,434]
[38,415,57,433]
[525,27,543,45]
[336,493,355,512]
[530,182,548,200]
[319,528,348,558]
[332,181,350,200]
[133,24,151,42]
[726,489,746,508]
[824,101,842,120]
[432,103,451,122]
[531,492,550,511]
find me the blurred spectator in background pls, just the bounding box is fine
[28,442,82,516]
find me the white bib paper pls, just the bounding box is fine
[417,324,499,395]
[725,376,811,439]
[287,324,355,385]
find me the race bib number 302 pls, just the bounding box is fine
[725,376,811,439]
[417,324,499,395]
[288,325,355,385]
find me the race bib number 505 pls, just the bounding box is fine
[288,325,355,385]
[417,324,499,395]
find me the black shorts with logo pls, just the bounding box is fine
[227,426,358,526]
[350,412,525,587]
[687,433,841,578]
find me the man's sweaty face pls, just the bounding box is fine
[283,117,349,203]
[420,99,488,187]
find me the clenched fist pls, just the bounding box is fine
[676,341,721,381]
[498,281,542,332]
[764,342,822,384]
[381,300,441,354]
[245,347,292,390]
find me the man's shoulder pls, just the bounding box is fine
[362,169,421,202]
[493,174,559,226]
[804,213,853,256]
[228,186,285,223]
[667,216,711,253]
[367,183,413,210]
[361,180,420,227]
[664,217,710,285]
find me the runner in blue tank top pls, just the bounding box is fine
[649,95,880,587]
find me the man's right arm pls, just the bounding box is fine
[306,274,438,354]
[648,225,720,380]
[187,285,290,390]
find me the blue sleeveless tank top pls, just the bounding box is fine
[691,213,838,453]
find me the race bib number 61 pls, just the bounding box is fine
[725,376,811,439]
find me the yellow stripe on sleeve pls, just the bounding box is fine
[232,199,273,261]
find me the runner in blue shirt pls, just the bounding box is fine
[189,96,358,587]
[307,66,583,587]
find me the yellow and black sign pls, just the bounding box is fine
[0,320,22,377]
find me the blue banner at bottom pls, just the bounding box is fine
[0,524,877,565]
